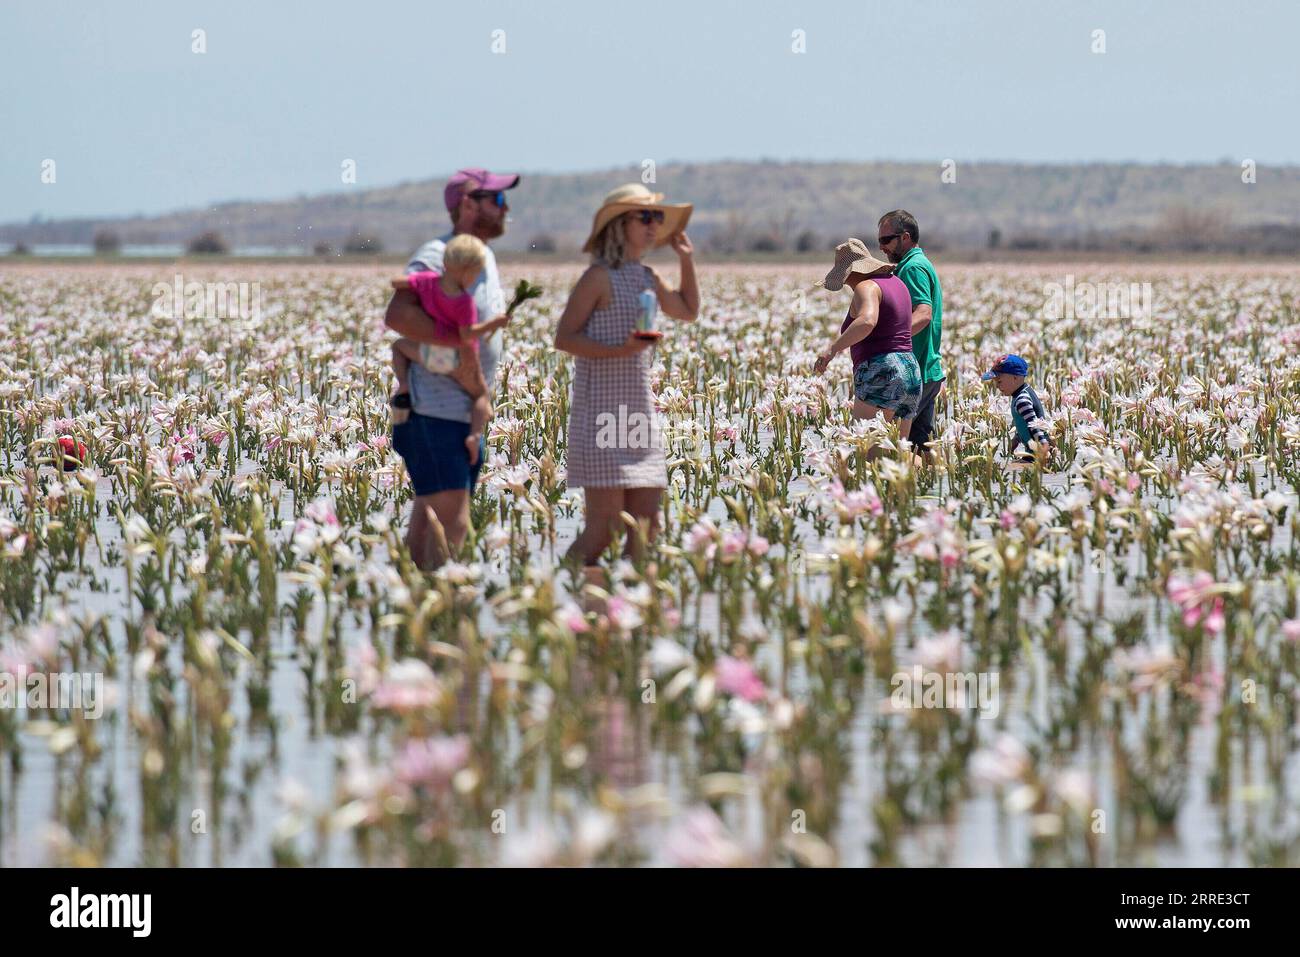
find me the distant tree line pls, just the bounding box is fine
[13,198,1300,258]
[981,206,1300,255]
[93,230,121,254]
[176,229,385,256]
[692,203,1300,256]
[187,231,228,254]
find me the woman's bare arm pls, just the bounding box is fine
[813,282,881,374]
[827,282,881,355]
[649,234,699,321]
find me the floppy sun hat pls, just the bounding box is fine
[817,238,894,291]
[582,183,692,253]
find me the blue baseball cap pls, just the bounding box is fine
[981,354,1029,380]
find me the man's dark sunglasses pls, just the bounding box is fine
[634,210,665,225]
[469,189,507,208]
[877,233,901,246]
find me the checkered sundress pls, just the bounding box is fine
[564,261,668,489]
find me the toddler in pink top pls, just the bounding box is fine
[389,234,506,463]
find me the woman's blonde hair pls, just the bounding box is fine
[589,213,631,269]
[443,233,488,273]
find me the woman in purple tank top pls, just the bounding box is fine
[813,238,923,444]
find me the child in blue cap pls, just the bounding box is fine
[982,354,1053,462]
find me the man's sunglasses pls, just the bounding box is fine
[877,233,901,246]
[469,189,507,208]
[633,210,665,225]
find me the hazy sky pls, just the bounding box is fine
[3,0,1298,222]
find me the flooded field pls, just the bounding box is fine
[2,262,1299,867]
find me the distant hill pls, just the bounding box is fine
[6,159,1300,255]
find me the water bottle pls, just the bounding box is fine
[636,289,658,336]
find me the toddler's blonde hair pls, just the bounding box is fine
[443,233,488,273]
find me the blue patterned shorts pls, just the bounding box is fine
[853,351,923,418]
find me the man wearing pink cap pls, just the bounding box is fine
[384,167,520,570]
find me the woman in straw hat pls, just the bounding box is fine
[554,183,697,571]
[812,238,922,448]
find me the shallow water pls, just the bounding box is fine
[2,460,1294,867]
[2,263,1299,867]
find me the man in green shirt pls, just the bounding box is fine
[878,209,944,455]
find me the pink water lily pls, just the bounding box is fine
[392,735,470,790]
[1167,571,1225,634]
[373,659,443,714]
[168,426,199,466]
[719,530,748,563]
[829,480,883,520]
[1187,667,1225,718]
[715,655,766,702]
[346,642,380,696]
[971,734,1031,786]
[665,807,747,868]
[605,596,643,632]
[686,518,718,559]
[305,499,339,527]
[556,601,590,634]
[915,630,963,672]
[713,419,739,441]
[1113,643,1182,693]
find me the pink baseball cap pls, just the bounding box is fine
[444,168,521,212]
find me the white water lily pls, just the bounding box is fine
[649,637,693,676]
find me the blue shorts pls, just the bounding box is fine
[392,412,486,497]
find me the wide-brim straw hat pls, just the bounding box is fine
[816,238,894,291]
[582,183,693,253]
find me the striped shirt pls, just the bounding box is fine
[1011,383,1050,451]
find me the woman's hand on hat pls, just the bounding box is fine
[669,232,694,258]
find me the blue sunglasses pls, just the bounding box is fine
[469,189,507,208]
